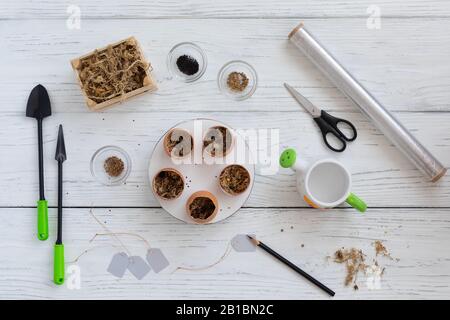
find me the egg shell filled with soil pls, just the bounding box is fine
[203,126,234,157]
[153,168,185,200]
[186,191,219,224]
[219,164,251,196]
[163,128,194,159]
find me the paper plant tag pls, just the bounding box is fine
[127,256,151,280]
[107,252,129,278]
[146,248,170,273]
[231,234,256,252]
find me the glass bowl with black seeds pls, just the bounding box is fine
[217,60,258,100]
[167,42,207,83]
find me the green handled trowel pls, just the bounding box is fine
[54,125,66,285]
[26,84,52,241]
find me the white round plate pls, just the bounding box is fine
[149,118,255,224]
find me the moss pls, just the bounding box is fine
[78,39,148,103]
[154,170,184,199]
[220,165,250,195]
[189,197,216,220]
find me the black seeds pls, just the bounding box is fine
[176,55,199,76]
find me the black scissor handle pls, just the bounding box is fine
[314,116,347,152]
[320,110,357,142]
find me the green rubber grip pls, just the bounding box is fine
[346,193,367,213]
[37,200,48,241]
[54,244,65,285]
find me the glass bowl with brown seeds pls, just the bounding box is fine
[217,60,258,100]
[90,146,131,186]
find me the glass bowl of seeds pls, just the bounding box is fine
[217,60,257,100]
[167,42,207,83]
[90,145,131,186]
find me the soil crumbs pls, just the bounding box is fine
[334,248,367,287]
[373,240,392,259]
[219,165,250,194]
[189,197,216,220]
[332,241,396,290]
[154,170,184,199]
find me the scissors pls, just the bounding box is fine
[284,83,357,152]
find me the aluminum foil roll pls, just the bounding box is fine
[289,23,447,182]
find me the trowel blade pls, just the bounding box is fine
[26,84,52,119]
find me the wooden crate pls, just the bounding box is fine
[71,37,157,111]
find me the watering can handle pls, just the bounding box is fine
[346,193,367,213]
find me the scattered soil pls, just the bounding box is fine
[153,170,184,199]
[165,129,193,157]
[373,240,392,259]
[334,248,367,287]
[203,126,232,157]
[227,72,249,92]
[331,241,397,290]
[189,197,216,220]
[77,39,148,104]
[219,165,250,195]
[104,156,124,177]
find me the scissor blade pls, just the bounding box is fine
[284,83,321,118]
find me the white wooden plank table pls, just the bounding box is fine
[0,1,449,299]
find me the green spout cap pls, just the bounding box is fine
[280,148,297,168]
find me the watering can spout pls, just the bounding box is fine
[279,148,307,172]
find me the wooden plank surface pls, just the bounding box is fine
[1,207,449,299]
[1,111,448,208]
[1,0,450,300]
[1,18,450,114]
[2,1,450,19]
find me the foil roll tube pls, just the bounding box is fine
[289,23,447,182]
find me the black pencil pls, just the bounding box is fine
[248,235,335,297]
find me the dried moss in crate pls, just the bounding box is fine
[79,42,146,103]
[71,37,157,110]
